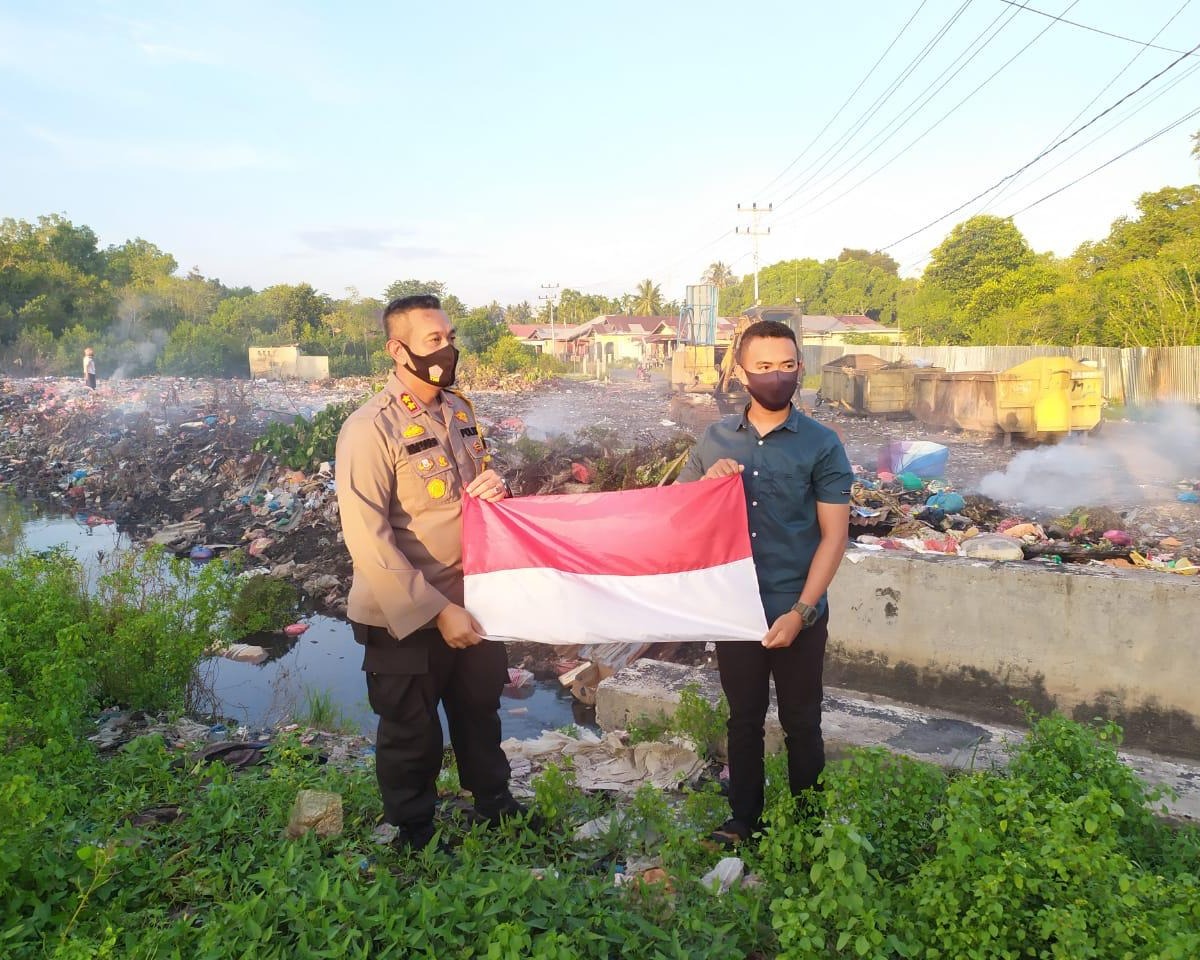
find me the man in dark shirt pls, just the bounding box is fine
[678,319,853,844]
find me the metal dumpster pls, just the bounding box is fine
[820,354,942,416]
[1069,362,1104,431]
[912,357,1102,441]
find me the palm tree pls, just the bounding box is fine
[631,279,664,315]
[703,261,736,289]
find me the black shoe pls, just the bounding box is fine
[708,818,756,849]
[391,820,438,853]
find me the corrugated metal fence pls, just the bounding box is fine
[801,345,1200,406]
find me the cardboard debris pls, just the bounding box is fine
[502,729,704,793]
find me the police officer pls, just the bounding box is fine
[336,294,521,851]
[678,319,853,845]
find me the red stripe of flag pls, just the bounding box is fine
[462,474,750,577]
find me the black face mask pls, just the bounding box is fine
[400,341,459,388]
[744,369,799,411]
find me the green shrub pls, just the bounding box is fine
[252,398,363,470]
[227,574,299,636]
[89,547,239,713]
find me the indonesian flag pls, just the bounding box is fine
[463,475,768,645]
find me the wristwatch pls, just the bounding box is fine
[791,600,819,628]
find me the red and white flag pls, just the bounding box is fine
[462,475,768,645]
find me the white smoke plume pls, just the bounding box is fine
[978,405,1200,511]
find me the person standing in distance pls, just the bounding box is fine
[83,347,97,390]
[677,319,853,844]
[336,294,523,851]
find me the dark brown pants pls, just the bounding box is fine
[715,612,828,829]
[353,623,511,829]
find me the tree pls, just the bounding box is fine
[702,262,736,288]
[382,279,466,318]
[456,306,505,354]
[555,289,621,325]
[1076,186,1200,274]
[923,215,1035,302]
[837,248,899,276]
[630,279,665,315]
[105,238,177,288]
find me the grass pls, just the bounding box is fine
[297,687,354,734]
[3,549,1200,958]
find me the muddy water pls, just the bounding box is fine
[1,495,590,738]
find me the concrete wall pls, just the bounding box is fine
[248,347,330,381]
[825,551,1200,757]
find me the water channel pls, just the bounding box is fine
[1,495,591,739]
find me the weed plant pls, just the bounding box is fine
[2,552,1198,958]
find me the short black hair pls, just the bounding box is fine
[738,319,798,362]
[382,294,442,338]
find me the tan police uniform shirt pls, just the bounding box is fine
[335,372,489,641]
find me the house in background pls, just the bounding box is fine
[577,316,678,364]
[799,314,902,345]
[506,323,590,360]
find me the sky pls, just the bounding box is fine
[2,0,1199,308]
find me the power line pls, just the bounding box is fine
[773,0,1021,219]
[998,0,1200,56]
[1007,105,1200,217]
[880,37,1200,249]
[1000,56,1200,207]
[790,0,1085,226]
[771,0,1082,231]
[757,0,930,196]
[982,0,1194,212]
[772,0,977,209]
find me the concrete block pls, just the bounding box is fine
[595,660,1200,821]
[827,551,1200,758]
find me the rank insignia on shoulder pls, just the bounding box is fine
[416,457,435,473]
[454,410,469,423]
[402,424,425,438]
[426,477,447,499]
[399,393,419,412]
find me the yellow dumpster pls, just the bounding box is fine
[912,357,1103,442]
[1068,362,1103,431]
[1000,357,1072,436]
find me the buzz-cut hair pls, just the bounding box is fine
[382,294,441,339]
[738,319,798,362]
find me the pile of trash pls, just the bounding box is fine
[0,376,708,619]
[848,441,1199,574]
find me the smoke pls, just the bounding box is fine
[107,294,167,382]
[521,394,587,440]
[978,405,1200,511]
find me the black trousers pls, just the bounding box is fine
[353,623,511,828]
[85,373,96,390]
[715,612,829,828]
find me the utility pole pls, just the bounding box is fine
[539,283,559,360]
[736,202,772,306]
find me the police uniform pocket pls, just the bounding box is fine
[405,447,456,503]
